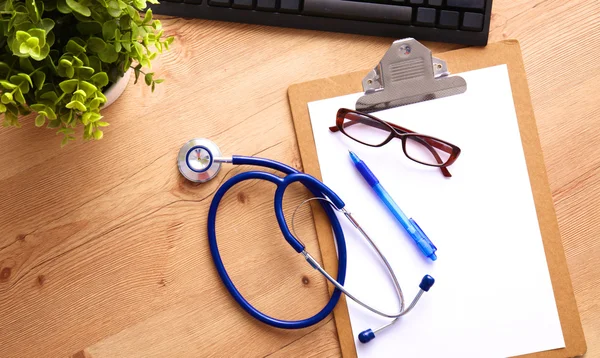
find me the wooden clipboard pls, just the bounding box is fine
[287,40,586,358]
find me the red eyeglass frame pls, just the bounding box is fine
[329,108,461,177]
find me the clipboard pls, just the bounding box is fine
[287,40,586,358]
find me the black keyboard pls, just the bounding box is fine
[151,0,493,46]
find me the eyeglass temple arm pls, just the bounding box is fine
[330,120,452,177]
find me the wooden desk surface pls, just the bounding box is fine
[1,1,599,357]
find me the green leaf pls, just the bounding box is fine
[14,88,26,104]
[66,64,75,78]
[102,20,118,40]
[26,0,40,23]
[66,100,86,111]
[6,103,19,116]
[59,79,79,93]
[16,30,31,42]
[89,98,100,109]
[143,9,152,24]
[98,45,118,63]
[35,114,45,127]
[89,56,103,73]
[81,111,91,124]
[93,129,103,140]
[133,0,146,10]
[97,121,109,127]
[28,28,46,46]
[121,40,131,52]
[78,66,95,79]
[1,92,13,104]
[41,18,55,32]
[66,0,91,16]
[144,72,153,86]
[0,62,11,74]
[133,42,144,57]
[61,136,69,147]
[79,80,97,96]
[66,39,86,55]
[56,0,71,13]
[10,76,30,94]
[17,73,33,87]
[40,91,59,103]
[85,124,93,137]
[19,58,34,72]
[107,0,121,17]
[114,41,121,52]
[46,107,57,119]
[30,104,46,112]
[126,5,138,21]
[60,110,73,123]
[26,37,40,49]
[72,56,84,67]
[32,72,45,90]
[73,89,87,97]
[164,36,174,50]
[89,112,102,122]
[48,120,60,128]
[87,37,106,53]
[0,81,17,90]
[133,66,141,84]
[0,103,6,113]
[97,91,107,103]
[31,44,50,61]
[79,52,90,66]
[90,72,109,87]
[139,56,150,68]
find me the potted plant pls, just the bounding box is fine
[0,0,173,145]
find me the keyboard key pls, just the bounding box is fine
[428,0,442,6]
[415,7,436,26]
[462,12,483,30]
[304,0,412,24]
[438,10,459,29]
[208,0,230,6]
[280,0,301,13]
[409,0,424,4]
[256,0,276,10]
[447,0,485,10]
[232,0,252,8]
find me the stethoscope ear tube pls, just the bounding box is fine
[207,156,349,329]
[273,173,346,253]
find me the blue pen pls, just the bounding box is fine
[349,151,437,261]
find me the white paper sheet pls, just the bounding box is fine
[307,65,565,358]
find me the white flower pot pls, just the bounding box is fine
[102,69,131,109]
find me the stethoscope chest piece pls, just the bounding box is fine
[178,138,222,183]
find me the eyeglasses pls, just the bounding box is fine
[329,108,461,177]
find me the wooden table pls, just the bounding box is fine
[1,1,599,357]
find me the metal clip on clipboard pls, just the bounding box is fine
[356,38,467,113]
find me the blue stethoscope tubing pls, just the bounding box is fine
[207,155,348,329]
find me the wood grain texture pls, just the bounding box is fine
[0,0,598,357]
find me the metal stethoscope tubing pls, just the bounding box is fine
[179,139,434,344]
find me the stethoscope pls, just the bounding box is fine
[178,138,435,344]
